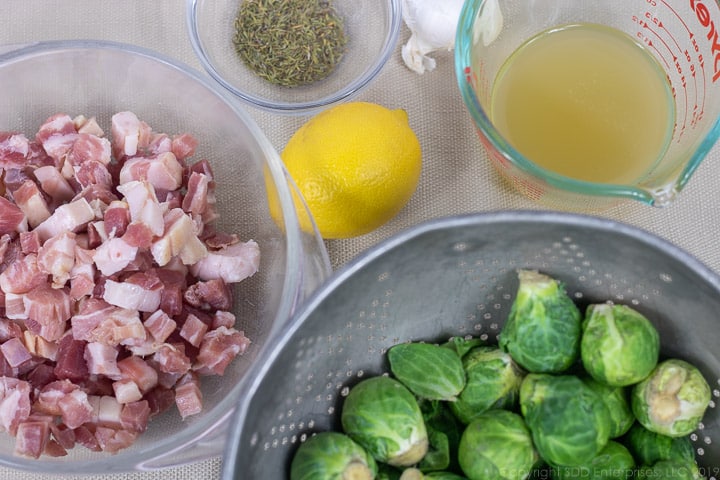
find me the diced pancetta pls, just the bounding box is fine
[74,160,113,189]
[13,180,52,229]
[94,426,137,454]
[119,400,150,434]
[0,319,23,343]
[69,247,95,300]
[0,338,32,369]
[189,240,260,284]
[0,377,32,434]
[171,133,198,161]
[37,232,77,288]
[34,198,95,243]
[14,420,49,458]
[179,314,208,348]
[53,337,89,383]
[22,331,58,362]
[0,196,27,236]
[92,237,138,277]
[4,293,27,320]
[111,111,151,159]
[58,388,94,429]
[0,253,46,295]
[33,165,76,207]
[184,278,232,311]
[212,310,236,329]
[119,152,183,191]
[152,344,191,375]
[194,327,250,376]
[23,286,72,342]
[103,200,130,238]
[150,208,207,267]
[143,310,176,344]
[74,115,104,137]
[66,133,111,167]
[0,112,260,457]
[19,231,41,255]
[181,171,210,216]
[115,180,164,236]
[112,380,143,405]
[0,132,30,169]
[174,373,202,419]
[84,343,121,380]
[117,357,157,394]
[103,277,161,313]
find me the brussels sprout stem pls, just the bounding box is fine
[343,462,375,480]
[389,438,430,467]
[650,394,681,423]
[398,468,424,480]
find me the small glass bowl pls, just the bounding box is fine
[187,0,402,114]
[187,0,402,115]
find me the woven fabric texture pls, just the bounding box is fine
[0,2,719,479]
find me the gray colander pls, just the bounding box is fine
[222,211,720,478]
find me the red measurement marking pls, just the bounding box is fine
[643,20,679,62]
[660,0,694,37]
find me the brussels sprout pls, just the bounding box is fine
[581,377,634,439]
[341,376,429,467]
[580,303,659,387]
[623,423,697,465]
[637,459,702,479]
[290,431,378,480]
[397,470,469,480]
[631,359,711,437]
[450,346,525,424]
[400,468,425,480]
[424,473,469,480]
[377,463,403,480]
[499,270,582,373]
[419,400,463,472]
[442,336,486,359]
[520,374,610,466]
[457,409,539,480]
[552,441,635,479]
[389,343,466,401]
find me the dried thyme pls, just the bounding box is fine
[233,0,348,87]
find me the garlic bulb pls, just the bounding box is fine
[401,0,464,74]
[401,0,503,74]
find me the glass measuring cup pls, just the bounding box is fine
[455,0,720,210]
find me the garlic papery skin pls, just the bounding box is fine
[401,0,465,74]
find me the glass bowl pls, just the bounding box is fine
[0,40,331,474]
[186,0,402,115]
[222,211,720,477]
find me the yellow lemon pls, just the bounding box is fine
[277,102,422,239]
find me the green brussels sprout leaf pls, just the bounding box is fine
[623,423,697,466]
[420,400,463,473]
[637,459,703,479]
[342,376,429,467]
[450,346,525,424]
[552,440,635,479]
[581,303,659,387]
[581,377,634,439]
[442,337,486,359]
[389,343,466,401]
[457,409,539,480]
[520,374,610,466]
[499,270,581,373]
[290,431,378,480]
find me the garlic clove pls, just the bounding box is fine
[400,0,465,74]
